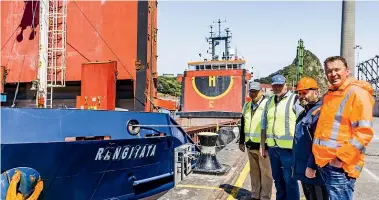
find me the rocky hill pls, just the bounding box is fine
[255,49,329,95]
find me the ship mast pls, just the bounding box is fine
[207,19,232,61]
[35,0,67,108]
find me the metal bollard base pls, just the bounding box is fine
[192,132,231,175]
[193,162,231,176]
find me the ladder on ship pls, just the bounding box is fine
[38,0,67,108]
[47,0,67,108]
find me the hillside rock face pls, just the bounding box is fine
[255,49,329,95]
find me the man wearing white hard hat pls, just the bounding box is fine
[239,81,273,200]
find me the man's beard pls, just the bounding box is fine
[300,95,317,107]
[300,99,309,106]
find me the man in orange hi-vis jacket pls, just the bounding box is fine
[312,56,375,200]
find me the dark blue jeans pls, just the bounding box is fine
[268,147,300,200]
[319,165,356,200]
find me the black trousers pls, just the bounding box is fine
[301,182,329,200]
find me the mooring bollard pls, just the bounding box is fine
[193,132,230,175]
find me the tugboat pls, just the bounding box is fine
[176,19,252,125]
[1,1,194,199]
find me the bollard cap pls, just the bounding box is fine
[198,132,218,136]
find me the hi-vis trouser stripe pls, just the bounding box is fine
[313,86,372,172]
[266,93,295,140]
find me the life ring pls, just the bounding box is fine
[1,167,43,200]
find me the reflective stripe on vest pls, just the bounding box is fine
[313,86,368,154]
[243,98,268,143]
[265,93,297,149]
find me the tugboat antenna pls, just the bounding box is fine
[206,19,231,61]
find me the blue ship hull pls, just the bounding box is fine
[1,108,193,200]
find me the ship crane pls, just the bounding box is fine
[33,0,67,108]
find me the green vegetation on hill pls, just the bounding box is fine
[255,49,329,94]
[157,76,182,97]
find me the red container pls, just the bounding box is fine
[76,61,116,110]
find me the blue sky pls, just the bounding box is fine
[156,1,379,78]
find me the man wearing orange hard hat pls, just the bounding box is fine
[292,77,329,200]
[313,56,375,200]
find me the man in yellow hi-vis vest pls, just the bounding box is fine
[260,75,304,200]
[239,81,273,200]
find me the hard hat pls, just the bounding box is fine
[249,81,261,91]
[272,75,286,85]
[296,77,318,91]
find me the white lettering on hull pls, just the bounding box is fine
[95,144,157,161]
